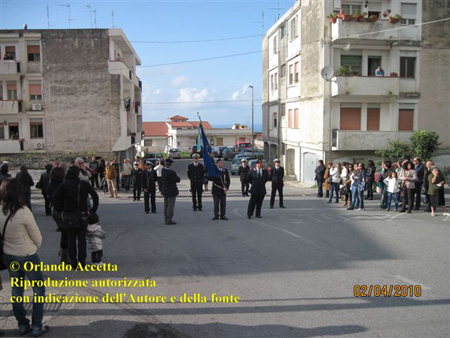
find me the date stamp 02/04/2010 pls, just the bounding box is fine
[353,284,422,298]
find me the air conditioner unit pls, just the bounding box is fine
[34,142,44,149]
[31,103,42,111]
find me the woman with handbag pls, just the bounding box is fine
[53,167,99,269]
[428,167,449,217]
[323,162,332,199]
[399,161,417,213]
[0,178,49,336]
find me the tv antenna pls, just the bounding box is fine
[268,2,285,21]
[59,3,73,28]
[86,5,93,28]
[111,11,116,28]
[46,5,53,28]
[93,9,97,28]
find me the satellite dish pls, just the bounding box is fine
[321,66,335,81]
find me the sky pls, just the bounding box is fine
[1,0,296,128]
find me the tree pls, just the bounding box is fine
[409,130,440,161]
[375,140,411,162]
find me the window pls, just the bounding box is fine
[290,16,298,40]
[294,62,299,83]
[0,85,3,100]
[216,138,223,146]
[340,108,361,130]
[401,3,417,25]
[288,109,293,128]
[273,113,278,128]
[7,82,18,100]
[341,3,361,15]
[398,109,414,131]
[273,36,277,54]
[27,45,40,62]
[400,57,416,78]
[30,120,44,139]
[280,25,285,39]
[144,139,153,147]
[274,72,278,89]
[289,64,294,85]
[29,82,42,100]
[4,46,16,60]
[367,108,380,131]
[341,55,362,75]
[367,2,381,18]
[270,74,274,91]
[294,108,299,129]
[9,123,19,139]
[368,56,381,76]
[0,123,4,139]
[280,64,285,78]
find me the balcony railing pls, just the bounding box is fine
[27,61,41,73]
[0,60,20,74]
[331,20,421,43]
[0,140,21,154]
[331,76,399,97]
[331,130,412,151]
[108,61,140,88]
[0,100,20,114]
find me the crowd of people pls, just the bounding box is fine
[315,157,448,216]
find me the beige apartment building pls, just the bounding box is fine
[262,0,449,184]
[0,28,143,161]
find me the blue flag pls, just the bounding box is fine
[200,123,220,178]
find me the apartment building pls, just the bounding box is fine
[0,28,142,160]
[262,0,449,184]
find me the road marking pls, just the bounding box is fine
[393,275,431,290]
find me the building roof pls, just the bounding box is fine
[167,115,189,122]
[190,121,213,129]
[167,121,213,129]
[143,122,169,137]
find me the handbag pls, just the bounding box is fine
[61,182,82,230]
[0,215,12,271]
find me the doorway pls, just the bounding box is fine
[368,56,381,76]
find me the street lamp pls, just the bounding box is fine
[249,85,254,149]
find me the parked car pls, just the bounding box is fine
[248,159,268,170]
[190,145,203,158]
[142,152,164,166]
[231,157,253,175]
[213,146,229,158]
[168,148,181,159]
[223,148,236,161]
[235,142,252,152]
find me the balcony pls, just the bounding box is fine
[108,61,140,88]
[27,61,41,73]
[0,100,20,114]
[0,140,21,154]
[331,20,421,43]
[331,130,412,151]
[331,76,399,97]
[0,60,20,75]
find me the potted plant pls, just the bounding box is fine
[336,67,349,76]
[367,14,378,22]
[343,14,353,21]
[388,14,402,23]
[390,72,398,77]
[383,11,388,18]
[327,13,338,23]
[338,10,345,19]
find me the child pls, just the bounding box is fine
[385,171,402,211]
[86,213,105,264]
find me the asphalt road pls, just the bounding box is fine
[0,161,449,338]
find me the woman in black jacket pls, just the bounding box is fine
[53,166,99,269]
[47,167,70,264]
[16,165,34,210]
[366,160,376,200]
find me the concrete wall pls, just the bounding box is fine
[419,0,450,153]
[41,29,119,153]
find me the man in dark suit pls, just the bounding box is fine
[247,160,268,219]
[211,158,230,220]
[141,161,157,214]
[238,159,250,197]
[161,158,180,225]
[187,154,205,211]
[269,158,285,208]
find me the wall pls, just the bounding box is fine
[41,29,120,153]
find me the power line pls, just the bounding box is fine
[141,99,263,105]
[130,34,262,44]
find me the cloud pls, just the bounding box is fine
[171,76,189,87]
[231,84,252,101]
[176,88,210,103]
[153,88,161,95]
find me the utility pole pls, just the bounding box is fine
[249,85,254,149]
